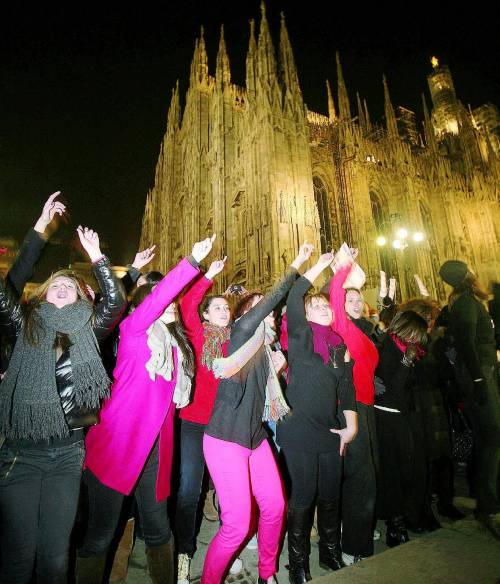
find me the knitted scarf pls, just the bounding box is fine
[0,301,110,441]
[201,322,231,371]
[309,321,343,364]
[212,321,290,422]
[145,320,192,408]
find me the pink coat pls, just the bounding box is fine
[84,258,199,501]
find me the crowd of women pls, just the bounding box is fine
[0,192,499,584]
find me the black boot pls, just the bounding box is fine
[75,554,107,584]
[386,516,410,548]
[287,507,312,584]
[317,499,345,571]
[146,538,174,584]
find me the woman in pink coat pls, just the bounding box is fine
[77,236,216,584]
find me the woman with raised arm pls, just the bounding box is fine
[0,226,126,584]
[201,243,312,584]
[175,257,231,584]
[329,249,379,565]
[77,236,215,584]
[277,252,357,583]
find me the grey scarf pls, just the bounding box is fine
[0,301,110,440]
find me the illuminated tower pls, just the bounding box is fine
[427,57,461,136]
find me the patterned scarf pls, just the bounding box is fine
[201,322,231,371]
[0,301,110,440]
[211,321,290,422]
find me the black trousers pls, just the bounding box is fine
[282,446,342,507]
[175,419,207,556]
[0,440,84,584]
[341,403,378,557]
[79,442,171,556]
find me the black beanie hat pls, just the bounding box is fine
[439,260,468,287]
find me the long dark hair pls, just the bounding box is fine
[388,310,428,345]
[449,272,489,305]
[234,291,263,319]
[131,284,195,377]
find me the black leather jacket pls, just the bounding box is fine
[0,257,126,430]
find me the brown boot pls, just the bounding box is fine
[76,554,107,584]
[146,539,174,584]
[109,518,135,583]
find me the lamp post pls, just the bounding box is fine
[376,227,426,299]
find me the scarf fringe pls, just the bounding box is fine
[9,400,70,440]
[72,360,111,408]
[262,393,290,422]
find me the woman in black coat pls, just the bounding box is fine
[0,225,126,584]
[439,260,500,539]
[277,252,357,583]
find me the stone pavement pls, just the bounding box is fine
[123,495,500,584]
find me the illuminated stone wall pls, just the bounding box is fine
[140,6,500,300]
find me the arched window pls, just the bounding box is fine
[313,177,333,253]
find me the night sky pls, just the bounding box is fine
[1,1,498,275]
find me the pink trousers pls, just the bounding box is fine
[201,435,286,584]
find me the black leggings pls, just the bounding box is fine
[79,443,171,556]
[282,447,342,507]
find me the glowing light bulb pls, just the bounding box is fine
[376,236,387,246]
[413,231,425,242]
[396,228,408,239]
[392,239,402,250]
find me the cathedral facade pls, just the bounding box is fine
[140,5,500,301]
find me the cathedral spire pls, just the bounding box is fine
[216,24,231,86]
[326,79,337,121]
[257,1,277,82]
[166,80,180,133]
[189,27,209,86]
[336,52,351,120]
[279,12,301,98]
[246,18,258,93]
[364,98,372,132]
[383,75,399,138]
[357,92,366,132]
[422,93,437,152]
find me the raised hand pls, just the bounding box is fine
[291,242,314,270]
[34,191,66,234]
[192,234,216,264]
[317,251,334,269]
[132,245,156,270]
[77,226,103,263]
[205,256,227,280]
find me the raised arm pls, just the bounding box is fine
[8,191,66,296]
[92,258,127,342]
[235,243,313,343]
[121,245,157,294]
[123,235,216,336]
[329,264,352,337]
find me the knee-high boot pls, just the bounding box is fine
[317,499,344,571]
[76,554,107,584]
[109,518,135,583]
[146,538,174,584]
[287,507,312,584]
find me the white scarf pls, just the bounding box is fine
[145,320,191,408]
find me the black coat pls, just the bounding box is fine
[0,257,126,431]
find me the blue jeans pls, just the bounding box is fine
[175,419,207,556]
[0,439,85,584]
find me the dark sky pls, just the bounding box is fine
[1,1,499,273]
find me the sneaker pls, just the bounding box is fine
[342,552,363,565]
[229,557,243,575]
[246,534,258,550]
[373,528,381,541]
[177,553,190,584]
